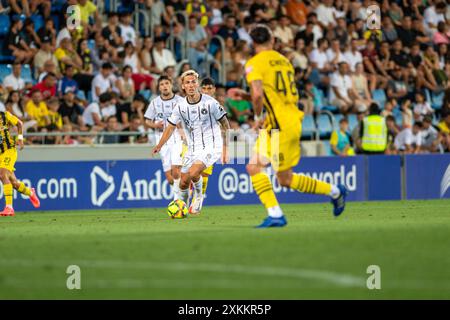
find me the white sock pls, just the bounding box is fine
[193,176,203,197]
[179,188,189,205]
[330,185,341,199]
[268,206,283,218]
[173,178,180,200]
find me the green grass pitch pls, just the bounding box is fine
[0,200,449,299]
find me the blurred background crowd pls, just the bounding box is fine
[0,0,448,154]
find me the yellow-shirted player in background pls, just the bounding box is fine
[0,111,40,216]
[244,25,347,228]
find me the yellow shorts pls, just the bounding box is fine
[0,148,17,172]
[254,125,301,172]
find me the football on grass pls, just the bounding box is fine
[167,200,188,219]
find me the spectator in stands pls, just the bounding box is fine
[295,20,315,49]
[3,61,26,93]
[344,39,363,72]
[120,114,148,144]
[225,89,252,126]
[37,59,60,83]
[382,16,398,43]
[330,62,354,114]
[77,0,101,34]
[423,1,447,38]
[91,62,116,103]
[413,91,434,121]
[120,12,137,45]
[433,21,450,45]
[185,0,210,28]
[6,16,34,63]
[37,17,56,48]
[330,118,354,156]
[123,41,155,93]
[185,15,210,72]
[438,111,450,135]
[237,16,253,45]
[115,65,136,128]
[57,65,79,98]
[420,115,440,153]
[46,97,63,144]
[249,0,271,23]
[102,12,123,50]
[394,121,423,154]
[326,39,345,72]
[387,65,409,104]
[33,36,58,78]
[412,18,431,48]
[396,16,415,49]
[351,62,372,112]
[152,36,177,75]
[385,115,400,155]
[209,0,224,34]
[55,37,83,75]
[9,0,31,17]
[59,87,85,130]
[5,90,36,132]
[424,45,447,89]
[26,89,49,130]
[22,17,40,52]
[315,0,335,29]
[83,92,112,129]
[381,98,396,118]
[284,0,308,28]
[100,116,121,144]
[360,103,388,154]
[274,15,294,48]
[309,38,332,87]
[217,15,239,42]
[32,72,57,100]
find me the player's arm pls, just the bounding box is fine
[7,112,24,150]
[249,80,264,120]
[152,123,176,154]
[219,115,230,164]
[145,119,164,130]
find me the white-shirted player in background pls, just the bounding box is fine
[153,70,230,214]
[145,75,185,200]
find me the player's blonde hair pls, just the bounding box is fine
[180,69,199,83]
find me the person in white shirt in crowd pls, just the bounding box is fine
[91,63,117,102]
[423,1,447,38]
[3,61,26,93]
[326,39,346,71]
[152,36,177,74]
[152,70,230,215]
[420,115,440,153]
[209,0,224,33]
[413,91,434,121]
[274,15,294,48]
[309,38,333,86]
[315,0,336,28]
[82,92,113,130]
[145,75,185,201]
[238,16,254,46]
[351,62,373,113]
[344,39,363,72]
[330,62,354,114]
[120,12,137,46]
[394,121,423,154]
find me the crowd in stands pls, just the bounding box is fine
[0,0,448,154]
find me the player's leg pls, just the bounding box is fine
[0,168,15,216]
[10,173,40,208]
[170,142,183,200]
[178,153,194,205]
[171,165,181,200]
[246,152,287,227]
[188,161,207,214]
[201,165,213,196]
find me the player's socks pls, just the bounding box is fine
[4,184,13,207]
[268,206,283,218]
[289,173,332,195]
[329,185,341,199]
[173,178,180,200]
[250,172,279,209]
[180,188,189,205]
[201,175,209,196]
[193,176,203,197]
[16,181,31,196]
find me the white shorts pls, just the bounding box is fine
[160,142,183,172]
[181,148,222,174]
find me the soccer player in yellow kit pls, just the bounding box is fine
[0,111,40,217]
[244,25,347,228]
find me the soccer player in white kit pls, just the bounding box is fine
[145,76,185,200]
[153,70,230,214]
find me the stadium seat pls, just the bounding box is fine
[322,140,333,156]
[302,114,317,140]
[51,0,66,13]
[350,115,360,133]
[372,89,387,109]
[394,112,403,127]
[31,15,44,32]
[431,91,444,110]
[0,64,10,79]
[0,15,10,37]
[316,114,333,138]
[21,64,33,83]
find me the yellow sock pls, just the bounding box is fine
[202,175,209,195]
[290,173,332,195]
[16,181,31,196]
[4,184,13,207]
[251,172,279,209]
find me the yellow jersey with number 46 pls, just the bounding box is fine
[245,50,303,131]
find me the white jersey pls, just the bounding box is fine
[144,94,184,145]
[168,94,227,154]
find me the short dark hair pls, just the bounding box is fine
[133,94,148,105]
[414,121,423,128]
[250,25,272,45]
[201,77,215,87]
[44,72,56,80]
[102,62,113,70]
[157,75,172,87]
[369,102,381,115]
[386,115,396,123]
[423,115,433,123]
[99,92,112,103]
